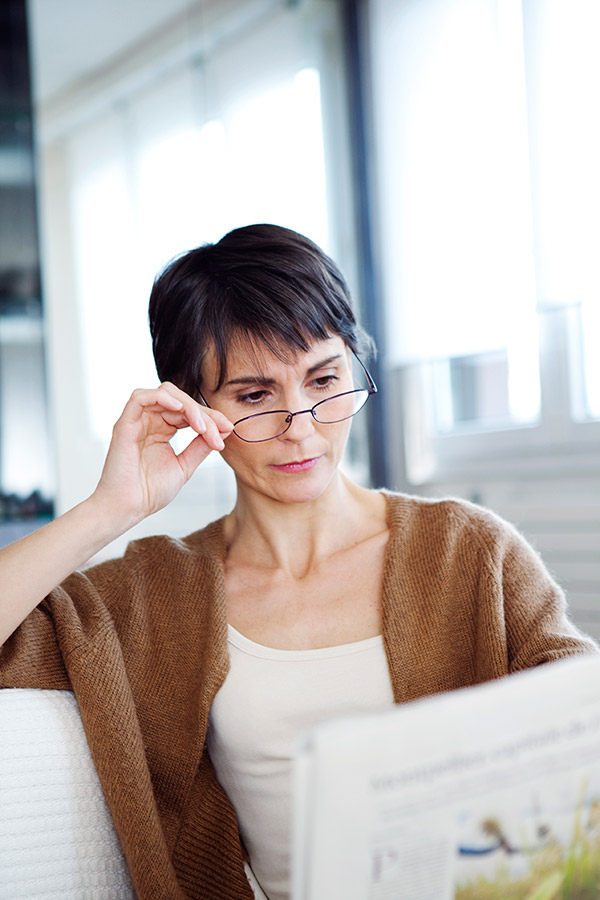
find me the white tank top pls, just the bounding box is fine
[206,625,395,900]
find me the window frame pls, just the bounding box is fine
[397,303,600,488]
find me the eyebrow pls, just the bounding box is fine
[221,354,344,390]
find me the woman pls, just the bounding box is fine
[0,224,596,900]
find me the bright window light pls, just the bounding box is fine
[72,64,329,442]
[224,67,329,251]
[377,0,540,430]
[72,162,156,440]
[532,0,600,308]
[531,0,600,421]
[388,0,537,367]
[137,121,230,279]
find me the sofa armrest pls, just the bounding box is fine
[0,689,135,899]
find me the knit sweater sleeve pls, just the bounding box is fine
[0,556,126,688]
[473,506,599,672]
[0,528,251,900]
[0,528,229,701]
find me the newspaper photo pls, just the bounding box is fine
[291,655,600,900]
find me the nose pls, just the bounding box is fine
[280,407,316,442]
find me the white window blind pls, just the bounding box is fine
[523,0,600,422]
[370,0,537,368]
[370,0,600,456]
[524,0,600,310]
[65,0,336,441]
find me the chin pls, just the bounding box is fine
[268,469,340,505]
[233,453,345,505]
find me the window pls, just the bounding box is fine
[33,0,358,549]
[64,0,349,450]
[369,0,600,485]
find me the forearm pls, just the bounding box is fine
[0,384,233,648]
[0,496,136,647]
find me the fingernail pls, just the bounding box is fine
[216,437,225,450]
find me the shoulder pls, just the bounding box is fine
[63,515,227,602]
[381,490,566,606]
[47,516,229,653]
[382,490,518,552]
[95,515,226,569]
[380,490,552,591]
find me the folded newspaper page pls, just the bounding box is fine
[291,655,600,900]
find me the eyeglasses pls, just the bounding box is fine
[199,353,377,443]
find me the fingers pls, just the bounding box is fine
[160,383,234,451]
[175,432,215,481]
[124,383,234,452]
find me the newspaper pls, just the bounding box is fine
[291,655,600,900]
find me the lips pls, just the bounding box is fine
[271,457,320,473]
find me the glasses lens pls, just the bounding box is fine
[313,390,370,424]
[233,411,291,442]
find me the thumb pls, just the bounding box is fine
[176,433,217,482]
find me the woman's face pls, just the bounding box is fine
[200,335,355,505]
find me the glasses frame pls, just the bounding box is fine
[198,351,378,443]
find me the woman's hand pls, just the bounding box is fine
[0,384,233,646]
[91,383,234,527]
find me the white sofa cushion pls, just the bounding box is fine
[0,688,135,899]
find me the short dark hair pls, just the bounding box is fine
[148,223,373,396]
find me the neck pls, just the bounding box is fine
[223,473,380,577]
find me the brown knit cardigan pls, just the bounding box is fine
[1,493,597,899]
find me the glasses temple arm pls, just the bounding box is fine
[353,351,378,393]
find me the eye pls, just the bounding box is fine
[237,389,271,406]
[311,374,340,391]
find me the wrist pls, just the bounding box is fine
[80,492,144,545]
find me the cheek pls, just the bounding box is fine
[220,438,259,473]
[220,440,242,468]
[332,419,352,449]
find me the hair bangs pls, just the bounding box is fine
[149,224,374,401]
[205,277,337,391]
